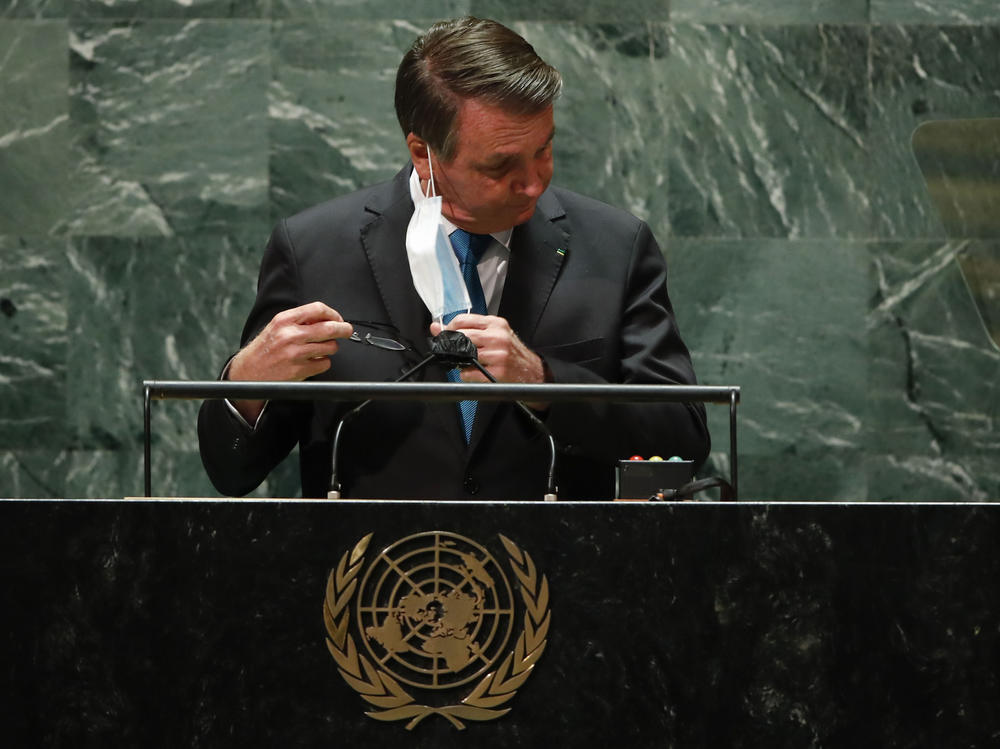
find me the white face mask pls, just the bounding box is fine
[404,150,471,323]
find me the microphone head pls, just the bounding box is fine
[430,329,478,366]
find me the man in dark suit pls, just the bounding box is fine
[198,17,710,499]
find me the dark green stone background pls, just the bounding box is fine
[2,1,998,499]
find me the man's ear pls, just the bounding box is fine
[406,133,431,181]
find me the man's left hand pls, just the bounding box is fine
[430,315,548,408]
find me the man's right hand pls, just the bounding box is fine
[226,302,353,423]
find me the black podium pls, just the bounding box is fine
[2,498,999,747]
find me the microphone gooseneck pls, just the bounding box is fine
[326,331,559,501]
[465,359,558,501]
[326,351,437,499]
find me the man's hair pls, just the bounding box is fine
[395,17,562,161]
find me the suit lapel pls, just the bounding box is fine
[359,167,430,354]
[469,190,568,450]
[497,190,568,342]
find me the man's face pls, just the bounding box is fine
[413,98,555,234]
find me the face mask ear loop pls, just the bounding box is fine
[426,148,437,199]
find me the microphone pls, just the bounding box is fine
[327,330,559,501]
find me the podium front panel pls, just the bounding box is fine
[1,499,998,747]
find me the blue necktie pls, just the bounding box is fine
[444,229,492,442]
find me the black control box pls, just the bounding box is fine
[615,459,695,499]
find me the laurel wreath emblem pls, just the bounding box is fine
[323,532,550,730]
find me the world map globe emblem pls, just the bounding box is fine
[356,531,516,690]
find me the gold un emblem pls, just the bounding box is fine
[323,531,550,730]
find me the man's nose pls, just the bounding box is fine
[514,163,546,197]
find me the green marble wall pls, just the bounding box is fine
[2,1,998,500]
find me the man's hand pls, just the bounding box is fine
[227,302,353,422]
[431,314,549,410]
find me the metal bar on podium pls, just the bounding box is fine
[730,389,739,500]
[144,384,152,498]
[141,380,740,499]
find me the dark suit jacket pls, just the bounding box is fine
[198,166,710,499]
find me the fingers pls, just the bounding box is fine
[274,304,353,345]
[285,301,344,325]
[431,315,514,355]
[440,313,493,331]
[431,314,505,345]
[268,320,345,354]
[460,323,514,355]
[429,314,544,385]
[301,319,353,344]
[231,302,351,383]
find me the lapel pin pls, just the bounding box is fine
[556,248,566,256]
